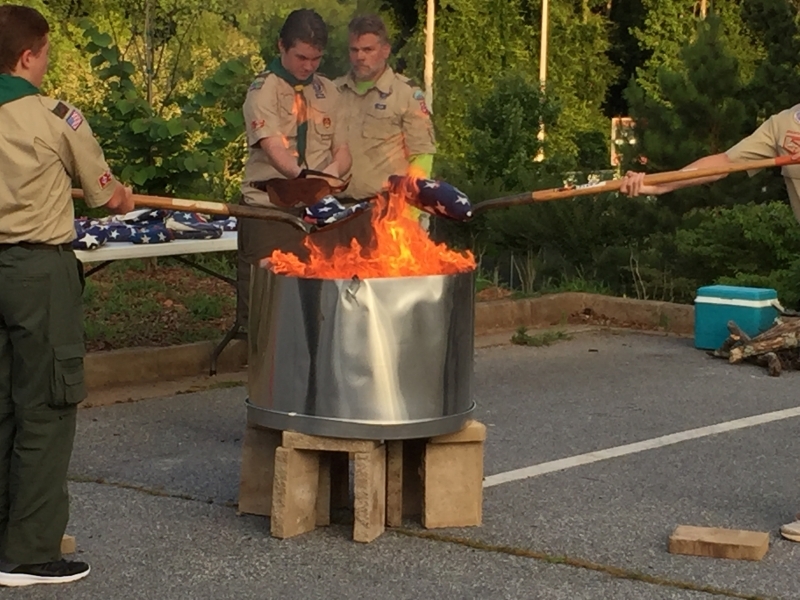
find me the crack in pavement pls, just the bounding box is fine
[67,475,775,600]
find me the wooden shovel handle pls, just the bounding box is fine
[471,155,799,215]
[71,189,313,233]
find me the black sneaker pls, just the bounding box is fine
[0,559,90,587]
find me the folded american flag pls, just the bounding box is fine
[303,196,370,227]
[73,210,237,251]
[387,175,472,221]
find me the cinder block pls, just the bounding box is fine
[423,441,484,528]
[61,535,76,555]
[429,420,487,444]
[668,525,769,561]
[238,426,282,517]
[353,444,386,543]
[282,430,380,454]
[386,441,403,527]
[270,447,320,539]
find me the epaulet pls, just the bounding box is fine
[396,73,420,89]
[50,100,85,131]
[248,70,273,92]
[333,75,348,88]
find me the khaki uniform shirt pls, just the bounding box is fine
[726,104,800,222]
[241,71,344,207]
[0,96,116,244]
[335,67,436,200]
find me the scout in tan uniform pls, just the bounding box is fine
[619,106,800,543]
[0,5,133,587]
[335,14,436,225]
[620,104,800,221]
[235,8,352,328]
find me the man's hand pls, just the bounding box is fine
[105,183,134,214]
[619,171,659,197]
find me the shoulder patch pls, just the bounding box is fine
[52,101,70,118]
[248,70,271,92]
[793,109,800,125]
[413,89,425,101]
[65,109,84,131]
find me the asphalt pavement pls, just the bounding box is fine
[8,329,800,600]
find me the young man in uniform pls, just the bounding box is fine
[618,106,800,542]
[334,14,436,226]
[0,5,133,587]
[236,8,351,328]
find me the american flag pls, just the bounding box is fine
[73,210,237,250]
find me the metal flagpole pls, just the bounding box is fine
[424,0,435,113]
[535,0,549,162]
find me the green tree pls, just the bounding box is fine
[623,14,767,216]
[741,0,800,122]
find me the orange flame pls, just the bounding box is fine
[266,180,476,279]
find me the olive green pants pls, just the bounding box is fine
[0,245,86,565]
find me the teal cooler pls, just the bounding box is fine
[694,285,778,350]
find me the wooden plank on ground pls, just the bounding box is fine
[668,525,769,561]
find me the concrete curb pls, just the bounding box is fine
[85,293,694,391]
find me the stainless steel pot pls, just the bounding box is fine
[245,266,475,439]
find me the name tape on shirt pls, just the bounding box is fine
[65,110,84,131]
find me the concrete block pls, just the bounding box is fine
[668,525,769,561]
[386,441,403,527]
[423,441,484,528]
[237,426,282,517]
[282,430,380,454]
[61,535,76,555]
[270,447,320,539]
[429,420,487,444]
[353,445,386,543]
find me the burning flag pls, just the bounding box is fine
[266,179,476,279]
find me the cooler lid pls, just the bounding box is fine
[696,285,777,301]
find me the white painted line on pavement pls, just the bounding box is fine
[483,405,800,488]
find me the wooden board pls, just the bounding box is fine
[668,525,769,561]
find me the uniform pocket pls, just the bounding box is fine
[50,343,87,408]
[362,112,397,140]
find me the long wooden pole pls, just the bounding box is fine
[71,189,312,232]
[472,156,800,215]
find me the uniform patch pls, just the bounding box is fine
[782,132,800,154]
[312,80,326,99]
[65,110,84,131]
[413,89,430,115]
[378,91,390,99]
[98,171,113,189]
[52,101,70,118]
[794,110,800,125]
[374,103,387,110]
[322,116,331,129]
[251,119,265,131]
[249,78,266,92]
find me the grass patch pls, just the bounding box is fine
[510,327,571,347]
[82,259,235,351]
